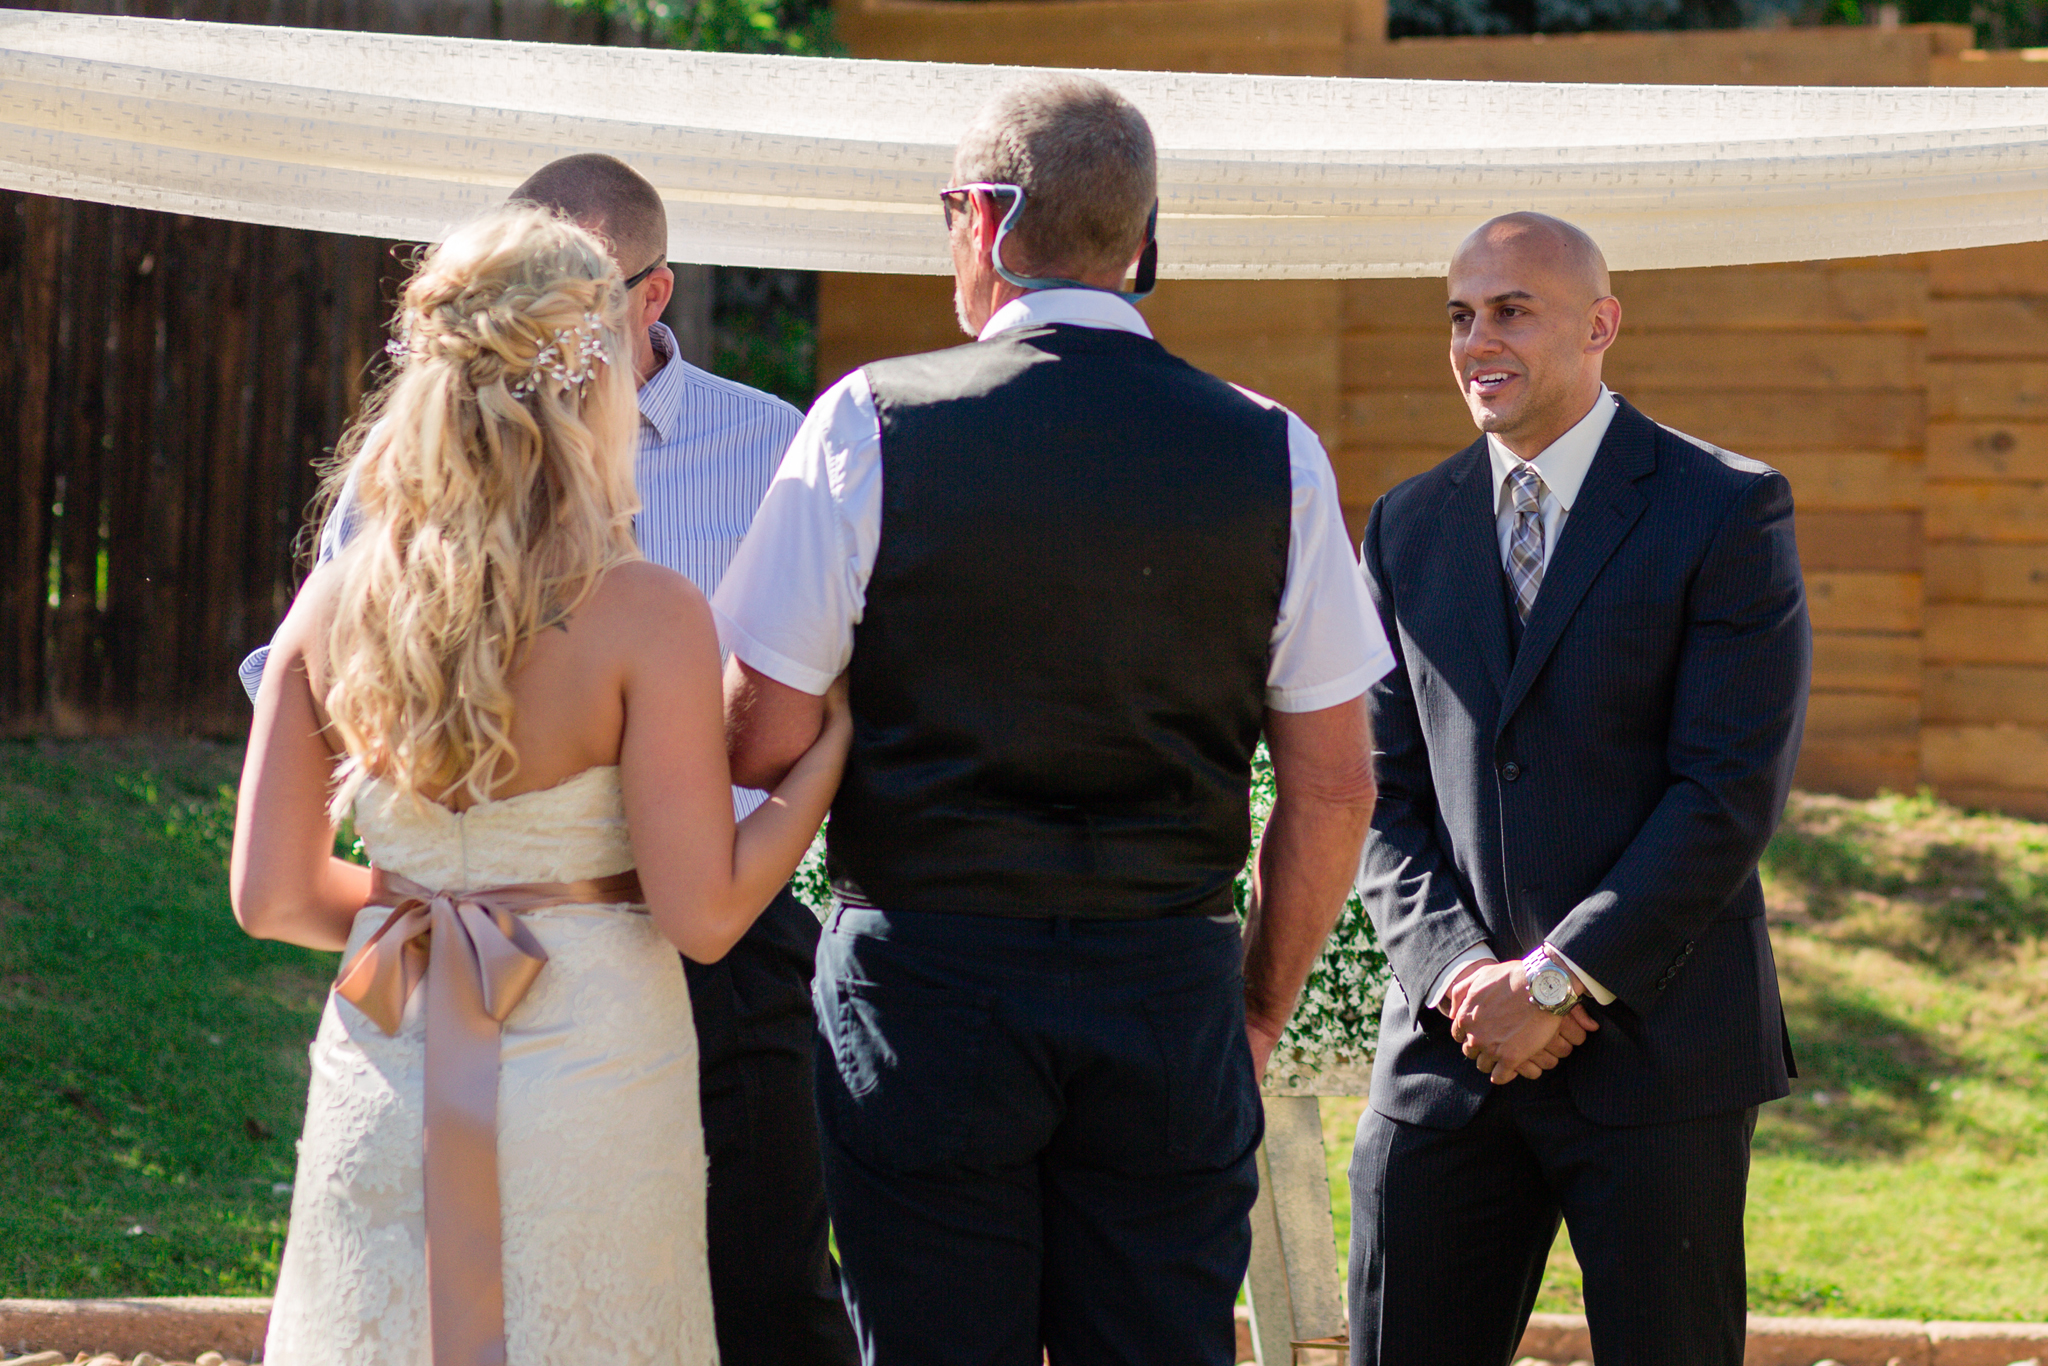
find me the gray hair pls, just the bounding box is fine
[953,74,1157,280]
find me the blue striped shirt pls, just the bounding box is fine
[238,322,803,813]
[629,324,805,597]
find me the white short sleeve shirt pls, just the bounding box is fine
[712,289,1394,711]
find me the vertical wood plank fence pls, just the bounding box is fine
[1,192,405,735]
[0,0,680,736]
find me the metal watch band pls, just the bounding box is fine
[1521,947,1581,1017]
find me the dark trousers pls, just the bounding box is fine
[1346,1069,1757,1366]
[686,888,860,1366]
[813,907,1263,1366]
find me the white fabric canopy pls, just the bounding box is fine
[7,9,2048,276]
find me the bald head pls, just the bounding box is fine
[510,154,667,274]
[1453,212,1610,306]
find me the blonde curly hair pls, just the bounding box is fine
[320,205,642,815]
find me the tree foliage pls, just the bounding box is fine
[554,0,837,55]
[1885,0,2048,49]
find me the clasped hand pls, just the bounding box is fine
[1442,960,1599,1086]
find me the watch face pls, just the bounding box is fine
[1530,967,1571,1008]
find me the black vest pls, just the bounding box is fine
[828,322,1292,919]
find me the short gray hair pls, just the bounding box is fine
[953,75,1156,280]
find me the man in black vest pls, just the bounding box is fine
[715,74,1392,1366]
[1347,213,1810,1365]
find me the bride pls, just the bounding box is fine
[228,205,846,1366]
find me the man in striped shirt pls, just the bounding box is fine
[239,154,859,1366]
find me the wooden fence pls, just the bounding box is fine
[1,195,404,734]
[13,0,2048,815]
[1337,259,1933,799]
[1922,240,2048,814]
[0,0,711,736]
[819,0,2048,818]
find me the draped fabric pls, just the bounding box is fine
[6,9,2048,277]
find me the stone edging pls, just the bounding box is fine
[6,1299,2046,1365]
[1517,1311,2048,1366]
[0,1301,268,1361]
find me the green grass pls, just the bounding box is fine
[1321,789,2048,1322]
[0,737,339,1297]
[5,742,2046,1316]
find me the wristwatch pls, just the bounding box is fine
[1521,946,1582,1017]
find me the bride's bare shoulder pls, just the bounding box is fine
[581,560,717,648]
[589,559,707,612]
[272,560,345,660]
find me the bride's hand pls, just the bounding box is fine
[818,674,852,750]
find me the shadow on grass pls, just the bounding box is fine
[1762,818,1899,920]
[1764,798,2048,965]
[1759,971,1963,1163]
[1916,841,2048,948]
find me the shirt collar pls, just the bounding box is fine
[978,288,1153,342]
[1486,386,1616,514]
[637,321,683,442]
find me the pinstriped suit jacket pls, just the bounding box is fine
[1358,395,1809,1129]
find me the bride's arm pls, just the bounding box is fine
[230,570,373,951]
[616,568,849,963]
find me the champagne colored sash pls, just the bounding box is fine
[334,866,645,1366]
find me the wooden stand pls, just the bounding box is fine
[1243,1095,1348,1365]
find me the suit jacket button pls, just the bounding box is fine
[1501,761,1522,782]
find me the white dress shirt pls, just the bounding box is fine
[711,288,1395,715]
[1488,385,1616,574]
[240,322,802,817]
[1425,386,1620,1011]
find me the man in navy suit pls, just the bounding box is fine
[1347,212,1810,1366]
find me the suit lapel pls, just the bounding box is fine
[1437,439,1512,699]
[1494,399,1657,735]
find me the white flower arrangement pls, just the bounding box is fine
[1234,743,1388,1094]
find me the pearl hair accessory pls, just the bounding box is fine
[508,311,610,398]
[383,311,611,399]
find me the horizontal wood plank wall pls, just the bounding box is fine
[816,276,1342,456]
[837,0,1382,74]
[1349,23,1972,83]
[1336,259,1929,798]
[1922,241,2048,818]
[822,0,1360,477]
[840,0,1348,74]
[831,5,2048,815]
[1930,49,2048,85]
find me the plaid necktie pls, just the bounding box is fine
[1507,464,1546,623]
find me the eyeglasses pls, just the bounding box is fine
[936,180,1159,303]
[937,183,1019,231]
[622,258,665,290]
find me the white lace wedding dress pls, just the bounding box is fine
[264,766,719,1365]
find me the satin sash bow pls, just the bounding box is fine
[334,866,645,1366]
